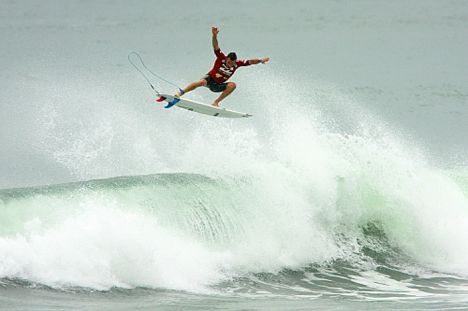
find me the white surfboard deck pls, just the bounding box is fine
[159,94,252,118]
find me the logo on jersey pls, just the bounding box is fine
[219,60,236,76]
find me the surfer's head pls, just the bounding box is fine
[226,52,237,67]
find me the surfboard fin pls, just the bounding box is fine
[164,97,180,109]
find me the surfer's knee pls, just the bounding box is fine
[228,82,236,90]
[199,79,208,87]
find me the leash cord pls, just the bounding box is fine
[128,51,182,95]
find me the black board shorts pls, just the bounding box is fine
[202,74,228,93]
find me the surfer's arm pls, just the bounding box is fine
[247,57,270,65]
[212,26,220,51]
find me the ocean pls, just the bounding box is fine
[1,0,468,310]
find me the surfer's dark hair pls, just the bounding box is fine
[227,52,237,60]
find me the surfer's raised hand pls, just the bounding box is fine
[261,57,270,64]
[212,27,220,50]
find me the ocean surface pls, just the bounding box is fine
[1,0,468,310]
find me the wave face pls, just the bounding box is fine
[1,162,468,298]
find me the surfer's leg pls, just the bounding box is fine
[212,82,236,107]
[176,79,207,97]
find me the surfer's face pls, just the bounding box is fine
[226,57,235,68]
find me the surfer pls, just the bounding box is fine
[175,26,269,107]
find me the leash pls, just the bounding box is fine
[128,51,184,95]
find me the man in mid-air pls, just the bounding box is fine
[175,26,270,107]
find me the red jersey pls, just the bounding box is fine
[207,49,251,83]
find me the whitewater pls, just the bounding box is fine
[1,0,468,310]
[2,91,468,308]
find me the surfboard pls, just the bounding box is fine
[156,94,252,118]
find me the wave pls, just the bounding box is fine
[3,75,468,296]
[1,166,467,296]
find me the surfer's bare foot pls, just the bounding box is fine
[211,101,220,107]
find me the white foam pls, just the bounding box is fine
[4,71,467,292]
